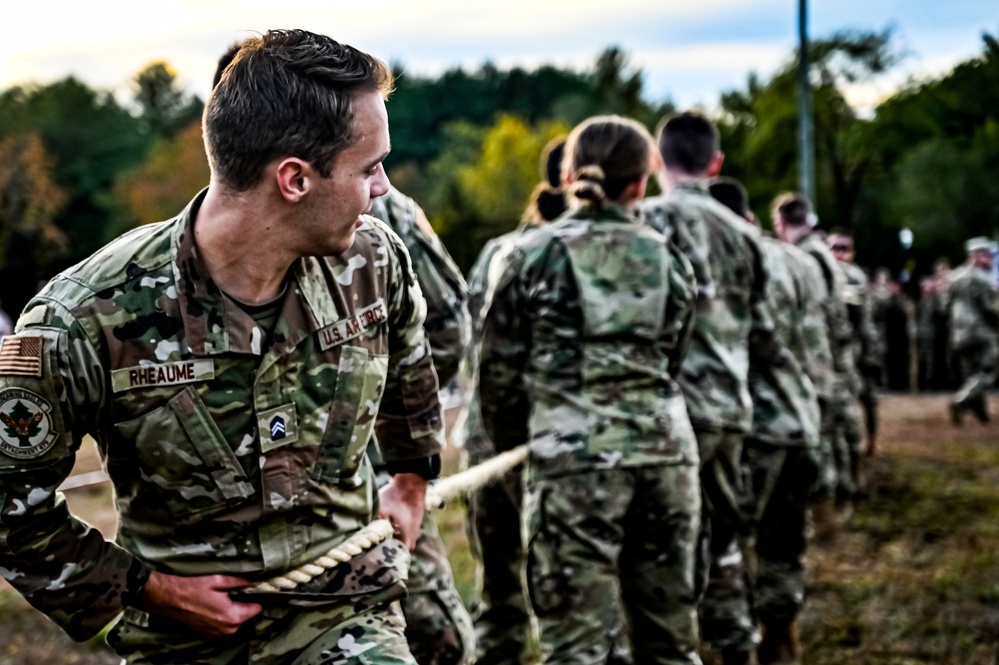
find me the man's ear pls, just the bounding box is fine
[707,151,725,178]
[275,158,312,203]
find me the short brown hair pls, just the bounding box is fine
[771,192,812,227]
[658,111,719,175]
[564,115,652,208]
[204,29,394,191]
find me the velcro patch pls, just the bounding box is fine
[0,388,57,459]
[110,359,215,393]
[257,403,299,452]
[0,336,43,377]
[317,298,388,350]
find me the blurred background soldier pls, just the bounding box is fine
[771,193,857,528]
[827,228,881,460]
[481,115,702,664]
[369,186,476,665]
[870,269,913,392]
[917,259,953,392]
[710,178,823,665]
[643,112,771,665]
[946,237,999,425]
[462,135,566,665]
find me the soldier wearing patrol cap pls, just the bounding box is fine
[947,236,999,424]
[0,29,445,664]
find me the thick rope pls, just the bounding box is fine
[245,444,528,594]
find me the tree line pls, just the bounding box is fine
[0,33,997,316]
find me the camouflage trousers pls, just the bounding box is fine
[857,374,878,441]
[830,395,863,502]
[742,442,821,625]
[374,468,476,665]
[108,581,415,664]
[952,343,998,417]
[464,457,532,665]
[526,465,702,664]
[696,429,756,658]
[404,512,477,665]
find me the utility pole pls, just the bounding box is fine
[798,0,816,205]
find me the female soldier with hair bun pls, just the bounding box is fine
[478,115,703,664]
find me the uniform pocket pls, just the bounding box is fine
[313,346,387,487]
[114,385,253,518]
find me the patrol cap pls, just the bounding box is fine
[965,236,997,253]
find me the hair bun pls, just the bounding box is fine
[575,165,605,184]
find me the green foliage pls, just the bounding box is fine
[132,62,203,138]
[405,115,569,271]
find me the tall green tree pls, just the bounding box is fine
[0,132,68,314]
[719,29,899,235]
[0,77,149,263]
[132,62,203,138]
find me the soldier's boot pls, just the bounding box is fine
[949,401,963,427]
[809,499,839,544]
[757,620,801,665]
[970,396,990,424]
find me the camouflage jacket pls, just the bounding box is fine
[0,190,443,641]
[478,202,699,481]
[641,182,771,434]
[947,263,999,351]
[784,244,836,406]
[749,237,821,447]
[370,186,470,386]
[838,260,882,378]
[795,232,856,397]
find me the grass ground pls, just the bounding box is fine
[1,393,997,664]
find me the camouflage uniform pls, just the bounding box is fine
[643,183,771,660]
[0,189,444,664]
[744,238,822,630]
[463,224,535,665]
[838,261,880,486]
[793,232,856,503]
[369,186,476,665]
[479,202,703,664]
[947,263,999,421]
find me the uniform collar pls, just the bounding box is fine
[171,188,340,356]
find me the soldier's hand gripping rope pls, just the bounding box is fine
[245,444,529,594]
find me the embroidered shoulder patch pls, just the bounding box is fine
[317,298,388,351]
[0,336,43,377]
[0,388,57,460]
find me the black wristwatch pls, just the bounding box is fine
[384,453,442,481]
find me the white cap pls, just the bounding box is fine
[966,236,997,253]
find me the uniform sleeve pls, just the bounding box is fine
[0,299,148,642]
[746,231,780,369]
[797,256,837,404]
[856,276,883,377]
[374,228,445,463]
[384,193,470,386]
[662,242,697,373]
[477,247,533,453]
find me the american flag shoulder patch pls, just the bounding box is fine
[0,336,43,377]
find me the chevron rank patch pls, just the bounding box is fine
[257,403,299,452]
[0,336,43,377]
[0,388,57,459]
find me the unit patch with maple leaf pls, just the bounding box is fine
[0,388,57,459]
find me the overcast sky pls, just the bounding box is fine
[2,1,995,112]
